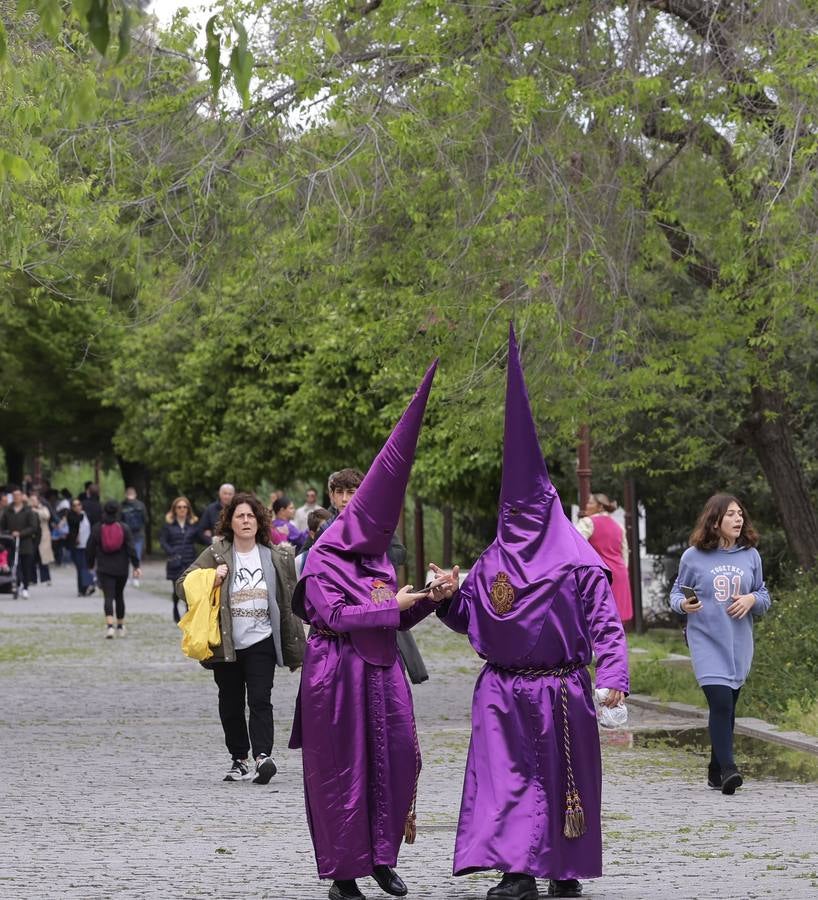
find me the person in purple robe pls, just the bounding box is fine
[435,325,629,900]
[289,359,459,900]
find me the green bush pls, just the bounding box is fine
[742,569,818,724]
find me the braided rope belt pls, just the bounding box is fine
[310,625,344,639]
[488,661,587,839]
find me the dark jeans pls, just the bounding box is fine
[34,552,50,584]
[70,547,94,594]
[702,684,741,771]
[99,573,127,619]
[213,635,276,760]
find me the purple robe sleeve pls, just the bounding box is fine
[398,596,439,630]
[576,566,630,694]
[435,585,470,635]
[309,575,400,632]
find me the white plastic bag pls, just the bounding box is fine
[595,688,628,728]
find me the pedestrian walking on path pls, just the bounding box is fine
[577,493,633,629]
[159,496,202,623]
[670,493,771,795]
[0,487,38,598]
[436,326,629,900]
[289,360,458,900]
[30,492,55,586]
[86,501,142,638]
[66,497,95,596]
[177,492,305,785]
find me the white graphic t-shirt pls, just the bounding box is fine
[230,545,272,649]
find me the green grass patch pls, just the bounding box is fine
[629,658,704,708]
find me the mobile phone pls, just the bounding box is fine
[415,579,445,595]
[681,585,700,603]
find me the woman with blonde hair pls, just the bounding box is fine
[159,496,202,623]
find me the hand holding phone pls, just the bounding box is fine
[680,585,702,613]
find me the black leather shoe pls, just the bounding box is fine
[328,880,366,900]
[548,879,583,897]
[707,765,721,789]
[487,873,538,900]
[372,865,407,897]
[721,766,744,795]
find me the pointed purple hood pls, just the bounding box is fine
[299,360,438,665]
[459,324,609,665]
[313,358,437,559]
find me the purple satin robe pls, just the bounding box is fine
[439,565,629,880]
[289,565,436,880]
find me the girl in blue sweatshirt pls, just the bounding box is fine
[670,494,771,795]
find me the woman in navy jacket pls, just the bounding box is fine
[159,496,203,622]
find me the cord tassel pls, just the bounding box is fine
[560,675,587,839]
[404,715,421,844]
[563,789,586,838]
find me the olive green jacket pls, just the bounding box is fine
[176,537,306,669]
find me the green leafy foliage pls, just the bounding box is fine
[743,571,818,722]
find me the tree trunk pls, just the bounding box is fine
[2,445,25,486]
[740,386,818,569]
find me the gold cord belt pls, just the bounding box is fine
[310,625,344,639]
[488,661,587,840]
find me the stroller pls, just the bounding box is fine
[0,533,19,598]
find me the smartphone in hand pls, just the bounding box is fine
[681,585,701,606]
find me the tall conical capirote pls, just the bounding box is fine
[500,323,553,506]
[313,358,438,558]
[452,324,608,664]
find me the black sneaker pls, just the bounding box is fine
[223,759,251,782]
[548,880,582,898]
[252,754,277,784]
[707,766,721,789]
[721,766,743,795]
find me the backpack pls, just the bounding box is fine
[122,503,145,534]
[100,522,125,553]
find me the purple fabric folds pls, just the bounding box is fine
[438,324,629,880]
[289,361,438,880]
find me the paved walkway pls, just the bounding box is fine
[1,561,817,899]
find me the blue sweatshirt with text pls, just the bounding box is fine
[669,545,771,689]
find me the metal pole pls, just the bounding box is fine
[576,424,592,512]
[442,504,453,568]
[624,477,644,633]
[414,497,425,589]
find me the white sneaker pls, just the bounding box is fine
[252,754,277,784]
[21,588,29,599]
[116,624,127,637]
[223,759,252,781]
[105,625,115,639]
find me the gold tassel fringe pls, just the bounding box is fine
[403,811,416,845]
[563,790,586,839]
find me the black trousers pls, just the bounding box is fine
[702,684,741,771]
[14,552,36,589]
[213,635,276,760]
[99,573,127,619]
